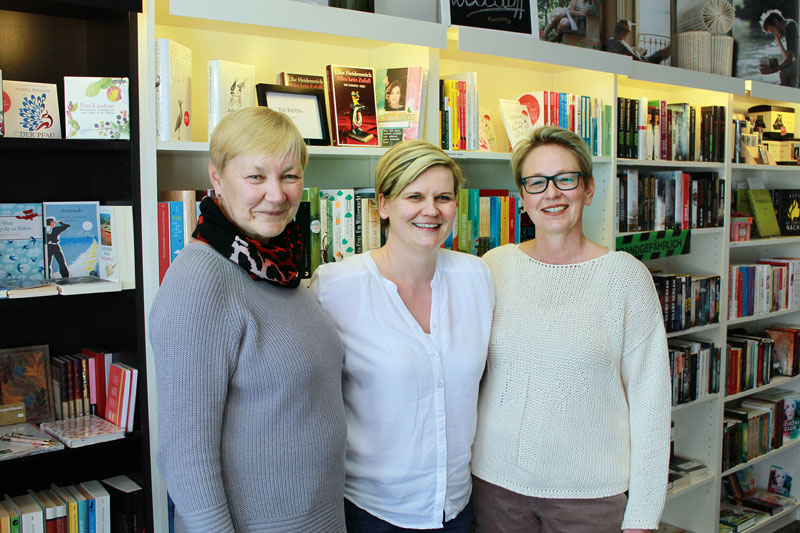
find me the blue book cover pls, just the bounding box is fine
[168,201,184,262]
[489,196,499,250]
[0,203,44,281]
[42,202,100,278]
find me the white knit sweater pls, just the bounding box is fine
[472,245,670,530]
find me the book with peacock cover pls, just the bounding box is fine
[1,80,62,139]
[41,202,100,279]
[64,77,130,140]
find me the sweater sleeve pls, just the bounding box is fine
[149,250,243,532]
[619,262,671,530]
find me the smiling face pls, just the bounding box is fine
[520,143,594,238]
[209,151,304,243]
[387,84,402,109]
[379,165,457,252]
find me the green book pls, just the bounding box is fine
[747,189,781,238]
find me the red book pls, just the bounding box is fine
[105,363,128,427]
[479,189,509,197]
[82,347,109,418]
[157,202,170,284]
[458,81,467,150]
[508,196,516,243]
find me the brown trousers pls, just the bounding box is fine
[471,475,628,533]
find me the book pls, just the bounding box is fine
[64,76,130,139]
[0,69,4,136]
[98,205,136,289]
[718,506,757,531]
[278,72,324,89]
[42,202,101,279]
[478,107,499,152]
[81,348,111,421]
[79,481,110,533]
[104,363,130,428]
[325,65,378,146]
[63,486,88,533]
[498,98,533,149]
[50,486,77,533]
[114,362,138,432]
[1,80,61,139]
[0,421,63,461]
[28,490,58,533]
[40,414,125,448]
[774,189,800,236]
[155,38,192,142]
[769,464,793,496]
[0,345,54,423]
[38,489,67,533]
[5,494,43,533]
[0,203,44,282]
[376,67,426,146]
[100,475,143,533]
[735,466,757,497]
[207,60,255,135]
[746,189,781,238]
[51,276,122,295]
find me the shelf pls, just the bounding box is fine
[667,322,721,340]
[722,437,800,478]
[748,80,800,105]
[672,393,717,413]
[627,62,747,96]
[727,307,800,326]
[666,471,715,500]
[616,227,723,238]
[454,26,631,76]
[0,138,131,153]
[731,163,800,172]
[724,374,800,403]
[162,0,446,49]
[748,501,800,532]
[730,236,800,248]
[616,158,724,170]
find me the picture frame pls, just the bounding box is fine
[0,344,54,423]
[440,0,537,37]
[255,83,331,146]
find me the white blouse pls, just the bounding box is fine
[310,249,494,529]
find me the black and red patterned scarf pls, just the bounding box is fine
[193,197,303,288]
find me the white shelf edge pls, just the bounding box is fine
[726,307,800,326]
[730,236,800,249]
[731,163,800,172]
[721,437,800,478]
[168,0,447,48]
[628,62,747,95]
[723,374,800,403]
[616,227,723,238]
[666,471,715,500]
[456,26,632,76]
[446,150,509,161]
[671,393,718,413]
[749,80,800,105]
[747,501,800,532]
[667,322,721,339]
[616,158,725,169]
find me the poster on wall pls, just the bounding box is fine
[442,0,538,36]
[732,0,799,87]
[537,0,603,48]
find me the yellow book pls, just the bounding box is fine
[50,485,78,533]
[746,188,781,238]
[445,80,460,150]
[500,196,510,246]
[0,500,9,533]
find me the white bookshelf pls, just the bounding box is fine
[140,1,800,531]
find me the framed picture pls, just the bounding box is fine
[0,344,54,423]
[255,83,331,146]
[440,0,537,36]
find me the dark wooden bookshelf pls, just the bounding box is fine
[0,1,151,530]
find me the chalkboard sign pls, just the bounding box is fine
[446,0,534,34]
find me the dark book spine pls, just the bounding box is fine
[353,192,363,255]
[325,65,339,146]
[618,171,627,232]
[690,106,696,161]
[617,97,625,158]
[631,98,639,159]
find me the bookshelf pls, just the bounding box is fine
[0,0,152,530]
[139,1,800,531]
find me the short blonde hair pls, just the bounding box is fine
[209,107,308,172]
[375,140,464,201]
[511,126,592,193]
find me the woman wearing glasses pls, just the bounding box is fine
[471,126,670,533]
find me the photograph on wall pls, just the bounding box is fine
[732,0,799,87]
[538,0,603,48]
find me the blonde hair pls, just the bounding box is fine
[209,107,308,172]
[375,140,464,201]
[510,126,593,193]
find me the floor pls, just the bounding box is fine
[775,521,800,533]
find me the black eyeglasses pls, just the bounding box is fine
[520,171,582,194]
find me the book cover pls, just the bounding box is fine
[278,72,324,89]
[517,91,546,129]
[208,60,255,135]
[39,489,67,533]
[735,466,757,497]
[155,38,192,142]
[0,69,4,136]
[0,203,44,281]
[79,481,110,533]
[0,421,63,461]
[747,188,781,238]
[50,485,77,533]
[776,189,800,236]
[325,65,378,146]
[104,363,129,428]
[6,494,43,533]
[28,490,58,533]
[64,486,88,533]
[376,67,425,147]
[100,475,143,533]
[769,464,793,496]
[40,415,125,448]
[0,345,53,423]
[64,77,130,140]
[478,107,499,152]
[1,80,61,139]
[42,202,100,279]
[498,98,533,149]
[114,362,138,432]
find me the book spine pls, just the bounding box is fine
[157,202,170,283]
[325,66,339,146]
[155,39,170,142]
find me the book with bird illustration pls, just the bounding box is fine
[63,77,130,140]
[41,202,100,279]
[155,38,192,142]
[0,203,45,281]
[2,80,61,139]
[208,60,255,136]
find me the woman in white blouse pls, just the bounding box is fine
[311,140,494,532]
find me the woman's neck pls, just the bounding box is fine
[521,231,606,265]
[372,239,438,287]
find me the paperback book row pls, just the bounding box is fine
[617,170,724,233]
[157,187,535,281]
[651,272,720,334]
[156,38,428,148]
[497,91,611,156]
[722,464,796,521]
[616,98,726,163]
[0,343,137,435]
[0,475,143,533]
[0,72,130,140]
[727,258,800,319]
[667,339,720,407]
[0,202,135,298]
[725,330,784,397]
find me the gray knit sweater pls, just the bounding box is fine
[149,243,347,532]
